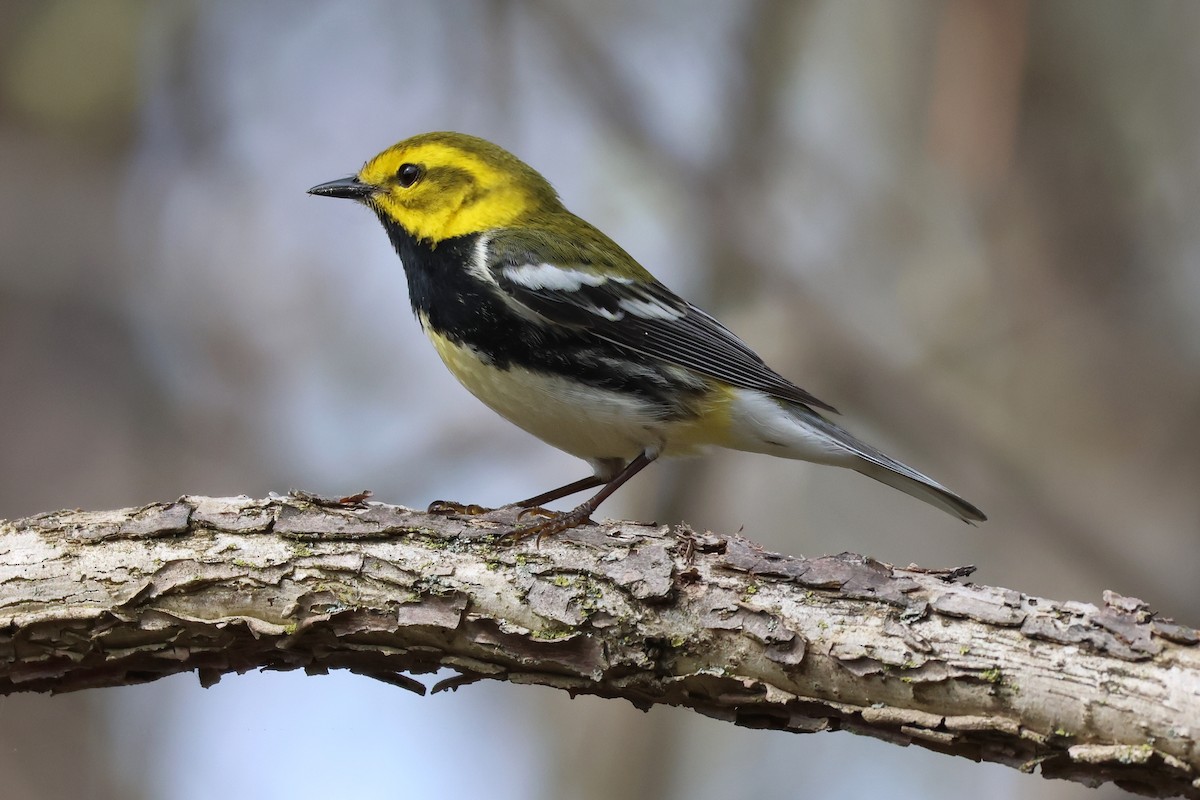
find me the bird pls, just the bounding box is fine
[308,131,985,539]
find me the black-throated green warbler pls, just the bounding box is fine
[309,132,985,538]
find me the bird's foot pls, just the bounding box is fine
[427,500,494,516]
[500,505,595,546]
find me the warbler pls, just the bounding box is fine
[309,131,985,538]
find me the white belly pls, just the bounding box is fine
[425,329,678,461]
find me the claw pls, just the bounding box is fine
[515,505,556,521]
[500,506,595,546]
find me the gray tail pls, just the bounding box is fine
[799,409,986,524]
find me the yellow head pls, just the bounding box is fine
[310,131,562,243]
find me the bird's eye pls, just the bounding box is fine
[396,163,422,188]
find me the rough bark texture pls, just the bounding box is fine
[1,496,1197,796]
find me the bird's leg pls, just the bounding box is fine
[430,475,606,518]
[502,450,658,544]
[510,475,606,519]
[513,475,606,508]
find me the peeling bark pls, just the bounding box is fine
[1,496,1197,797]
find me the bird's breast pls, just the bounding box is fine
[420,320,731,462]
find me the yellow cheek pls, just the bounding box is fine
[375,187,532,242]
[372,194,443,242]
[439,185,531,238]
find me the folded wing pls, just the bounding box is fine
[487,231,837,413]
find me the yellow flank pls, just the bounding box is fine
[358,136,553,242]
[667,383,739,450]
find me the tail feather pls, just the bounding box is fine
[853,458,986,523]
[794,408,986,524]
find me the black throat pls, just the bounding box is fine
[377,215,492,340]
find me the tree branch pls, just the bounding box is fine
[1,496,1196,797]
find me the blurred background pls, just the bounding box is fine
[1,1,1196,798]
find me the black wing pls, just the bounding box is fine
[487,233,837,413]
